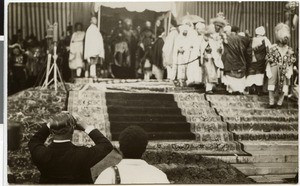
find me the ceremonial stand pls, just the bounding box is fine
[41,22,66,92]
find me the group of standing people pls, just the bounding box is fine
[162,13,297,108]
[8,13,298,108]
[67,17,167,81]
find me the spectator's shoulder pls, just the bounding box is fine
[95,166,115,184]
[148,164,169,179]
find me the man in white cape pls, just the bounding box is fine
[84,17,105,78]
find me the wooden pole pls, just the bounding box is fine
[98,6,101,31]
[53,44,58,92]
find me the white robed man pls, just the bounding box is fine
[198,24,224,93]
[69,22,85,79]
[172,24,196,87]
[210,13,227,86]
[185,21,202,86]
[84,17,105,78]
[162,22,179,80]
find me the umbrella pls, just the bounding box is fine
[178,14,205,25]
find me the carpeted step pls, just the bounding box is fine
[233,131,298,141]
[190,121,228,132]
[211,102,298,109]
[110,121,191,132]
[205,154,298,164]
[228,122,298,132]
[224,116,298,122]
[109,115,187,122]
[106,92,177,101]
[216,108,298,117]
[107,99,179,107]
[111,132,195,141]
[232,163,298,176]
[186,115,222,122]
[107,106,182,115]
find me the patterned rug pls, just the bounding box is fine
[7,82,253,183]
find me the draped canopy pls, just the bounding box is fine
[94,2,177,17]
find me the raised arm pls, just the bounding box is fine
[73,114,113,168]
[28,123,50,164]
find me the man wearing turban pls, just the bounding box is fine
[265,23,296,108]
[246,26,272,95]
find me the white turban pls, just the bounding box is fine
[255,26,266,36]
[275,23,290,43]
[195,22,205,30]
[179,24,190,33]
[238,32,245,37]
[224,25,232,33]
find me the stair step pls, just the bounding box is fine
[232,163,298,176]
[217,108,298,116]
[106,92,176,101]
[109,115,187,122]
[241,141,298,153]
[107,106,182,115]
[111,132,195,141]
[206,154,298,164]
[229,122,298,132]
[207,94,297,104]
[110,122,191,132]
[233,131,298,141]
[211,102,298,109]
[224,116,298,122]
[106,99,179,107]
[248,174,297,183]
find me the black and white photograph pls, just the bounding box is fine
[6,1,299,184]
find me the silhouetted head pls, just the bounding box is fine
[75,22,83,32]
[119,126,148,159]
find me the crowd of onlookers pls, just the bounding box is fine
[8,17,165,95]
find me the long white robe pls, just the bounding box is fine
[69,31,85,69]
[185,30,202,85]
[162,28,179,67]
[172,34,193,80]
[84,24,104,60]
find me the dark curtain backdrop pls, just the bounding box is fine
[8,2,298,49]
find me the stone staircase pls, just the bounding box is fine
[206,95,298,183]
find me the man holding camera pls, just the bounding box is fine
[28,112,113,184]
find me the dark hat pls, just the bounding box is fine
[231,26,240,33]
